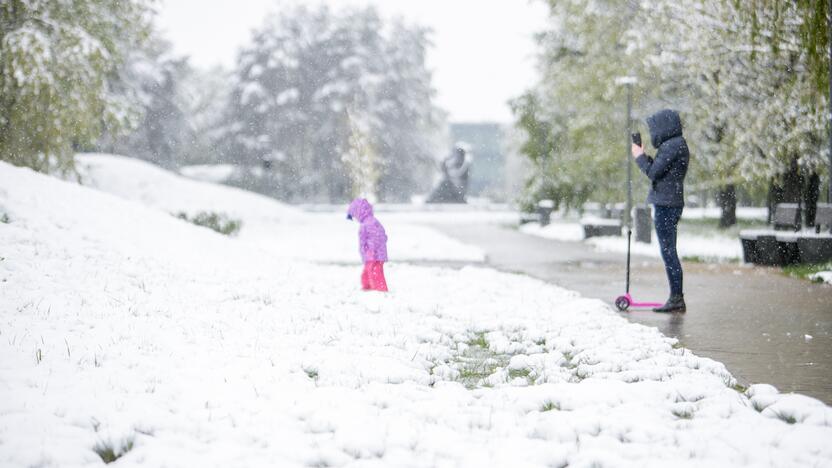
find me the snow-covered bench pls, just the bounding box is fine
[581,216,622,239]
[740,203,832,265]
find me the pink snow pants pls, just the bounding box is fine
[361,261,388,292]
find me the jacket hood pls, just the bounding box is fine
[646,109,683,149]
[347,198,374,222]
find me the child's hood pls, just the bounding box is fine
[347,198,374,222]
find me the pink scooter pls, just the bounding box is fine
[614,228,663,312]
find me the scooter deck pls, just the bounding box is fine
[615,293,662,311]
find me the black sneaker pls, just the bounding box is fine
[654,294,686,313]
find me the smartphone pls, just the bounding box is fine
[631,132,642,146]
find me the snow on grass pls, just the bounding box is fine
[809,271,832,284]
[75,154,484,263]
[521,221,744,262]
[2,161,832,466]
[682,206,768,221]
[588,232,743,262]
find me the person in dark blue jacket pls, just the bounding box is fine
[632,109,689,313]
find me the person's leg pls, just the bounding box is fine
[368,261,388,292]
[361,262,371,290]
[654,206,684,298]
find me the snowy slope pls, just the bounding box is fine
[76,153,301,223]
[75,154,484,263]
[2,161,831,467]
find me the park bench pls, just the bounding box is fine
[581,216,622,238]
[794,203,832,264]
[740,203,832,265]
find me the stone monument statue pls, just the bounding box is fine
[426,143,472,204]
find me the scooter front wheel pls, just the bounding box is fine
[615,296,630,312]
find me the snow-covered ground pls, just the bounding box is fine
[521,221,744,262]
[179,164,237,184]
[77,154,484,264]
[681,207,768,221]
[2,157,832,467]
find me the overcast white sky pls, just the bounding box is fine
[156,0,549,123]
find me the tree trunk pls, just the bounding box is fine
[781,158,804,203]
[717,184,737,228]
[778,156,804,224]
[804,171,820,227]
[767,181,781,223]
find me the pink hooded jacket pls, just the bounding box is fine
[347,198,388,262]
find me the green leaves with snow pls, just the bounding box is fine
[0,0,153,172]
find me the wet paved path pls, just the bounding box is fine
[435,223,832,404]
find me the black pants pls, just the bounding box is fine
[654,205,683,296]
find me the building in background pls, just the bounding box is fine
[449,123,503,200]
[447,123,529,203]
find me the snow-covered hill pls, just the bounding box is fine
[1,160,831,467]
[76,153,301,224]
[74,154,485,263]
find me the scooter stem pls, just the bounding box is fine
[625,228,632,294]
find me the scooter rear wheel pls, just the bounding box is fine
[615,296,630,312]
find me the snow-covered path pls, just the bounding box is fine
[1,157,831,467]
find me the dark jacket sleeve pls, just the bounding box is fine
[635,144,676,182]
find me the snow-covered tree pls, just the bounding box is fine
[638,0,748,226]
[99,37,192,169]
[371,20,444,202]
[179,65,232,165]
[641,0,829,225]
[517,0,829,224]
[512,0,645,210]
[223,5,442,203]
[0,0,153,172]
[343,111,379,200]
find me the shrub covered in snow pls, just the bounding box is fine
[175,211,242,236]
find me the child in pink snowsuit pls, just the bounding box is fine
[347,198,388,292]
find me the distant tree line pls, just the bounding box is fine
[514,0,829,227]
[220,5,444,203]
[1,2,444,203]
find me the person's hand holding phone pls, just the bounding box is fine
[630,132,643,158]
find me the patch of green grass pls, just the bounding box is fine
[94,437,135,464]
[560,351,578,370]
[303,367,319,380]
[508,368,532,380]
[751,400,767,412]
[456,357,503,388]
[771,411,797,425]
[783,262,832,283]
[453,332,508,389]
[731,383,749,393]
[467,332,488,349]
[671,407,694,420]
[176,211,242,236]
[458,363,497,381]
[540,400,560,412]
